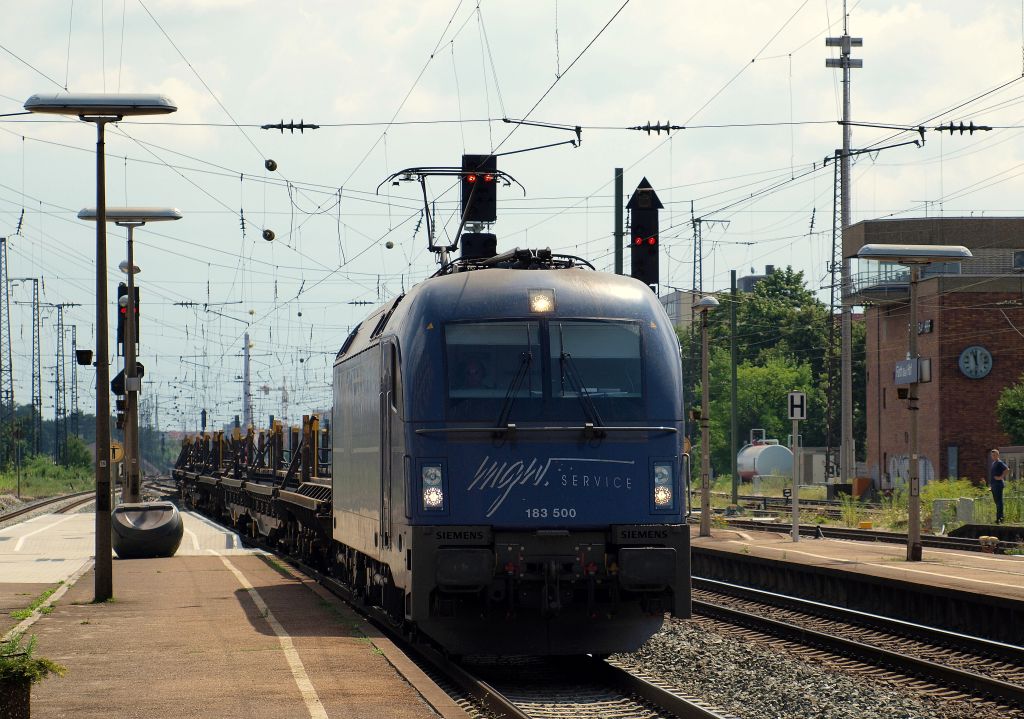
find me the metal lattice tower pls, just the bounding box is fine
[0,238,13,462]
[826,4,862,483]
[30,280,41,454]
[70,325,79,437]
[690,202,703,295]
[40,302,78,464]
[54,306,66,464]
[825,154,842,475]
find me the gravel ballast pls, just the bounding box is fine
[613,616,1019,719]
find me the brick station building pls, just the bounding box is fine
[845,217,1024,489]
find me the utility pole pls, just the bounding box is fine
[730,270,739,504]
[0,238,13,464]
[826,3,862,485]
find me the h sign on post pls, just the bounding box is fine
[787,391,806,544]
[788,391,807,421]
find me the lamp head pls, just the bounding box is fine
[79,207,183,224]
[856,243,973,265]
[25,93,177,117]
[696,295,720,312]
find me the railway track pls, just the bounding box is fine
[1,478,177,527]
[298,550,734,719]
[454,654,735,719]
[692,577,1024,712]
[712,517,1019,552]
[722,493,881,521]
[0,491,95,524]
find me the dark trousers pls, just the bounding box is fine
[991,482,1004,523]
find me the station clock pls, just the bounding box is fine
[958,345,992,379]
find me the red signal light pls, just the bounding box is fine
[647,236,657,246]
[483,173,495,182]
[466,173,478,183]
[634,237,643,246]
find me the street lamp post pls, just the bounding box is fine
[24,93,176,601]
[856,243,972,561]
[697,295,719,537]
[78,208,182,503]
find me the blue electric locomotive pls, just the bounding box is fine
[331,246,690,656]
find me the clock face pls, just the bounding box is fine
[958,345,992,379]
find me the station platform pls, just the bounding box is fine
[691,524,1024,602]
[691,524,1024,644]
[0,511,466,719]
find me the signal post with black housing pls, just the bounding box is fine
[627,177,663,288]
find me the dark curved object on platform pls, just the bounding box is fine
[111,501,184,559]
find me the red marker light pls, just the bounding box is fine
[484,173,495,182]
[467,173,478,183]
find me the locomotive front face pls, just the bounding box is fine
[426,316,680,525]
[393,270,690,655]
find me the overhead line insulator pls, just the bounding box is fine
[260,119,321,133]
[933,121,991,135]
[628,121,685,135]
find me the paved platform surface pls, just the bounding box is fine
[692,525,1024,602]
[1,511,463,719]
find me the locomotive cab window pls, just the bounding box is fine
[445,319,644,421]
[550,321,643,420]
[445,322,542,404]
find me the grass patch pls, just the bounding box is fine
[837,493,865,528]
[9,586,59,620]
[0,455,93,499]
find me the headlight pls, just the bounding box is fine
[422,465,444,510]
[653,462,673,507]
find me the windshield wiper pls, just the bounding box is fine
[559,351,604,428]
[496,351,533,429]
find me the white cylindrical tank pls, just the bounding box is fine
[737,441,793,480]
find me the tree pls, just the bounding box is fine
[996,375,1024,443]
[699,349,824,472]
[679,266,866,476]
[65,436,92,469]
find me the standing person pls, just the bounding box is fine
[989,449,1008,524]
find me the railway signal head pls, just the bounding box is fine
[627,178,663,287]
[116,283,140,351]
[629,217,659,287]
[117,283,128,347]
[461,154,497,223]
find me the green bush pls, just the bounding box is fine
[65,437,92,469]
[0,634,65,684]
[921,478,986,504]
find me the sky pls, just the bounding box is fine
[2,0,1024,433]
